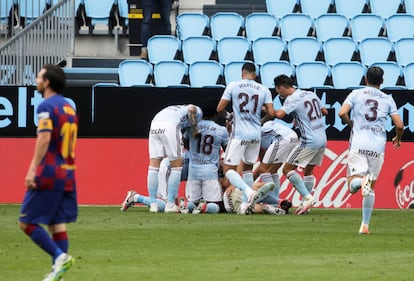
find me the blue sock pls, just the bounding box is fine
[25,224,62,260]
[271,173,281,201]
[261,194,279,205]
[156,199,166,212]
[226,170,254,203]
[303,175,315,193]
[136,195,165,211]
[167,167,182,203]
[350,178,362,194]
[242,171,254,188]
[286,170,310,197]
[53,231,68,253]
[187,202,196,212]
[147,167,159,203]
[206,203,220,213]
[362,191,375,226]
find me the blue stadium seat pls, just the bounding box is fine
[84,0,115,34]
[295,62,331,89]
[1,0,14,26]
[395,38,414,67]
[224,60,258,84]
[265,0,298,19]
[385,14,414,43]
[147,35,182,64]
[287,37,322,66]
[300,0,334,19]
[118,59,153,86]
[259,61,295,88]
[314,14,349,42]
[403,62,414,89]
[331,62,366,89]
[371,62,404,89]
[358,37,394,66]
[189,61,224,88]
[217,36,251,65]
[279,13,314,41]
[405,0,414,15]
[176,12,209,40]
[369,0,403,19]
[334,0,368,19]
[323,37,357,66]
[182,36,216,64]
[244,12,278,42]
[210,12,244,41]
[18,0,48,25]
[350,14,385,42]
[252,37,286,65]
[116,0,128,27]
[153,60,189,87]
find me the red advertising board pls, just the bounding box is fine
[1,138,413,209]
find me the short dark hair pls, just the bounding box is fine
[366,66,384,86]
[42,64,66,93]
[242,62,256,73]
[274,74,294,88]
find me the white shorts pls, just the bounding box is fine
[262,134,298,164]
[149,121,182,161]
[286,145,325,168]
[346,149,384,179]
[223,138,261,166]
[223,188,242,213]
[185,179,222,202]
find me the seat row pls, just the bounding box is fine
[115,59,414,90]
[145,34,414,69]
[266,0,411,19]
[176,12,414,43]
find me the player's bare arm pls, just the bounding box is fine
[391,113,404,149]
[338,103,353,128]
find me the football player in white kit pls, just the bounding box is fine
[180,101,229,214]
[339,66,404,234]
[273,75,328,215]
[146,104,203,213]
[217,62,276,214]
[255,119,298,209]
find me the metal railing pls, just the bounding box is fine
[0,0,75,85]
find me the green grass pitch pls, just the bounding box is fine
[1,204,413,281]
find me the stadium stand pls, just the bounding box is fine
[403,62,414,89]
[118,59,153,87]
[209,12,245,41]
[244,12,278,42]
[18,0,48,26]
[334,0,369,20]
[175,12,210,40]
[265,0,299,19]
[259,61,295,89]
[287,37,322,66]
[350,14,385,42]
[369,0,404,19]
[358,37,394,66]
[278,13,314,41]
[385,14,414,43]
[394,38,414,67]
[188,60,224,87]
[182,35,216,64]
[216,36,251,65]
[299,0,334,19]
[153,60,189,87]
[83,0,116,35]
[251,36,286,65]
[295,61,331,89]
[323,37,358,66]
[147,35,182,64]
[331,61,366,89]
[314,13,349,42]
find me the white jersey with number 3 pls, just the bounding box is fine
[343,86,399,153]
